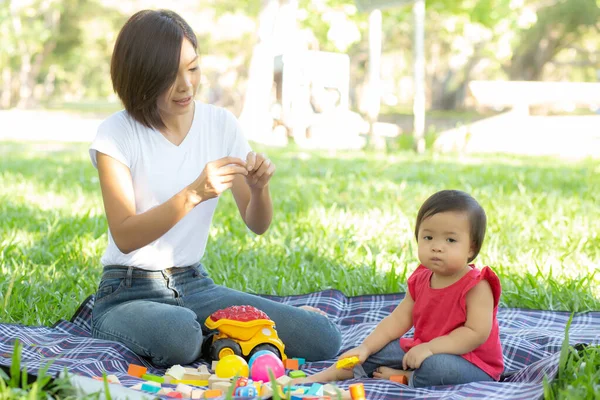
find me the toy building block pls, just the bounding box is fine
[307,383,324,396]
[175,383,193,397]
[390,375,408,384]
[203,389,222,398]
[191,389,205,399]
[208,374,230,389]
[158,387,174,396]
[105,374,120,384]
[323,384,341,397]
[284,358,300,370]
[283,386,306,394]
[166,392,183,399]
[276,374,293,386]
[212,381,232,392]
[142,373,164,383]
[260,383,273,397]
[349,383,365,400]
[130,383,143,391]
[141,382,161,393]
[171,379,209,387]
[166,365,186,380]
[295,357,306,366]
[289,370,307,378]
[127,363,147,378]
[211,361,219,371]
[184,370,211,381]
[198,364,211,375]
[336,356,360,369]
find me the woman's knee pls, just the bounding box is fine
[148,309,203,366]
[301,319,342,361]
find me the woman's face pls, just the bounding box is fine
[157,38,200,118]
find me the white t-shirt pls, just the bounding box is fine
[89,101,252,271]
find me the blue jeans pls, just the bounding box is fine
[91,264,342,367]
[353,339,494,388]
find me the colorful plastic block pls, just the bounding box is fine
[142,373,164,383]
[288,370,307,378]
[390,375,408,384]
[284,358,300,370]
[336,356,359,369]
[127,363,147,378]
[141,382,161,393]
[171,379,209,386]
[203,389,223,398]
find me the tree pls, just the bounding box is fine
[508,0,600,81]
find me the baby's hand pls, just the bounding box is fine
[337,345,370,368]
[402,343,433,369]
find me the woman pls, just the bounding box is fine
[89,9,341,367]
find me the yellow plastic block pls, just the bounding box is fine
[336,356,360,369]
[171,379,209,387]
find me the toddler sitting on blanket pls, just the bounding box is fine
[297,190,504,388]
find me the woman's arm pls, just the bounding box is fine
[97,152,247,253]
[230,152,275,235]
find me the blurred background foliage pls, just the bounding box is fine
[1,0,599,114]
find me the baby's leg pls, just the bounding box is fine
[359,339,407,378]
[292,364,354,384]
[411,354,494,387]
[296,340,407,384]
[373,366,412,381]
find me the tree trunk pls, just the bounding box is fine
[1,67,11,109]
[238,0,280,142]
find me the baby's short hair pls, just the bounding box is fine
[415,190,487,262]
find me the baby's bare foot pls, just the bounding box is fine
[372,366,411,380]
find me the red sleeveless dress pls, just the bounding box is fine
[400,264,504,380]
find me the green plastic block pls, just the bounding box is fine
[288,370,307,378]
[141,373,164,383]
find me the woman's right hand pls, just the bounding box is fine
[338,344,371,366]
[187,157,248,204]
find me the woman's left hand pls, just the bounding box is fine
[245,152,275,190]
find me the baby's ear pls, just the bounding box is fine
[468,242,476,260]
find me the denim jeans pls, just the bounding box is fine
[91,264,342,367]
[353,339,494,388]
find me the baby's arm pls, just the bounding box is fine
[427,280,494,355]
[358,291,414,357]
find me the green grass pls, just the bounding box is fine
[0,141,599,398]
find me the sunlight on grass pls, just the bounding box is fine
[1,141,598,399]
[0,141,598,319]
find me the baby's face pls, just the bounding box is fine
[417,211,475,277]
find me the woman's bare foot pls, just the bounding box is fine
[299,305,327,316]
[372,366,412,380]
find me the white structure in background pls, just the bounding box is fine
[434,81,600,159]
[356,0,426,152]
[276,50,367,149]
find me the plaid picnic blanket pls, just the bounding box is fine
[1,290,598,399]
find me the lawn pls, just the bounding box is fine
[0,141,598,397]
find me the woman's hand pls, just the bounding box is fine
[187,157,248,204]
[245,152,275,190]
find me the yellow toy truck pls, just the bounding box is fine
[204,305,287,362]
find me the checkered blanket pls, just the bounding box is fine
[1,290,598,399]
